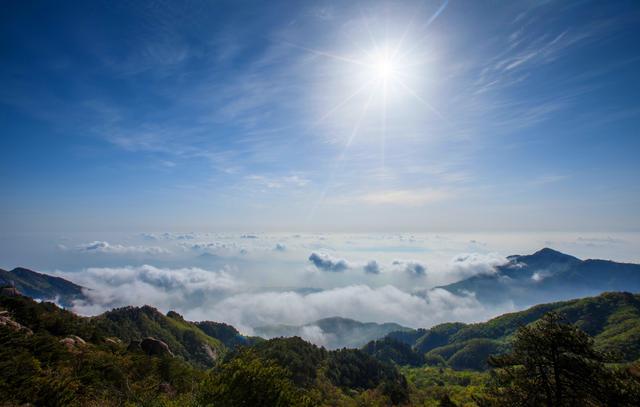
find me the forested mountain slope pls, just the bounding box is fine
[384,291,640,370]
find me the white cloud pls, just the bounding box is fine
[335,188,452,207]
[308,252,350,272]
[56,265,240,316]
[73,241,169,255]
[449,252,508,278]
[208,285,507,334]
[363,260,380,274]
[391,260,427,277]
[185,241,237,251]
[162,233,195,240]
[245,174,310,189]
[299,325,331,347]
[531,271,550,282]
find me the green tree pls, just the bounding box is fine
[478,312,640,406]
[196,350,314,407]
[438,394,458,407]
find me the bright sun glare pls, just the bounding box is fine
[371,51,396,81]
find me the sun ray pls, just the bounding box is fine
[358,4,380,51]
[280,40,367,67]
[397,0,449,61]
[390,0,426,60]
[345,85,376,148]
[306,86,376,223]
[313,79,374,126]
[381,71,388,171]
[395,77,448,122]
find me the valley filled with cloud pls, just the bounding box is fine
[5,231,638,343]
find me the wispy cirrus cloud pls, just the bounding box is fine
[329,188,453,207]
[245,174,311,189]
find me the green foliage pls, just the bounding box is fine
[414,323,467,354]
[424,353,447,367]
[0,295,414,406]
[197,349,314,407]
[195,320,262,348]
[0,295,92,338]
[252,336,327,387]
[6,289,640,406]
[394,292,640,371]
[362,337,425,366]
[327,348,410,404]
[0,267,85,307]
[446,339,504,371]
[92,305,226,368]
[477,312,640,406]
[0,324,205,406]
[438,394,458,407]
[401,366,487,406]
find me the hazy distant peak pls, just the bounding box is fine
[510,247,581,265]
[533,247,580,260]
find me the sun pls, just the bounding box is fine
[367,47,399,82]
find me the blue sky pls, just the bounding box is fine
[1,0,639,233]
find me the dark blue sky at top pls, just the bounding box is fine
[1,0,639,233]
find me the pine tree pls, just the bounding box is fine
[477,312,640,406]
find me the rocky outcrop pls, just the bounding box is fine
[59,335,86,352]
[140,337,173,357]
[0,286,21,297]
[104,337,122,346]
[0,310,32,335]
[202,343,218,362]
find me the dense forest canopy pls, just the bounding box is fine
[2,289,640,406]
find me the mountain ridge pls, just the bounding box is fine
[381,291,640,370]
[0,267,86,307]
[439,247,640,307]
[255,316,411,349]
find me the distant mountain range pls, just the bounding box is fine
[439,248,640,307]
[3,281,640,374]
[2,247,640,350]
[255,317,411,349]
[0,267,86,307]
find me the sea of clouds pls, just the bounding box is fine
[4,231,638,338]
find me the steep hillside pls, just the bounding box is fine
[385,291,640,370]
[0,292,411,406]
[361,337,425,367]
[92,306,227,368]
[0,267,86,307]
[195,320,263,348]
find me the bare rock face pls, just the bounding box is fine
[140,337,173,357]
[69,335,86,345]
[0,310,33,335]
[202,343,218,363]
[59,335,86,352]
[0,286,21,297]
[104,337,122,346]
